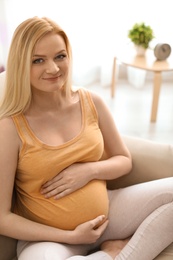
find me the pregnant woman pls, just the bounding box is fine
[0,17,172,260]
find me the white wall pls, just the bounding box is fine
[0,0,9,68]
[1,0,173,85]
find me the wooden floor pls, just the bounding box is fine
[86,79,173,145]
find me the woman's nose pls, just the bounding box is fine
[46,61,59,74]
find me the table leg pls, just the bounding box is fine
[150,72,162,122]
[111,57,117,97]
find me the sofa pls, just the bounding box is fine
[0,71,173,259]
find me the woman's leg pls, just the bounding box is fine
[17,240,89,260]
[101,177,173,260]
[67,251,112,260]
[115,202,173,259]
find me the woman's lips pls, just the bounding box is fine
[43,76,60,81]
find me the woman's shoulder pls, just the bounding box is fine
[0,116,13,126]
[87,89,108,113]
[0,116,21,151]
[77,87,104,105]
[0,116,18,137]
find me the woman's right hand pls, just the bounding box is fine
[70,215,109,244]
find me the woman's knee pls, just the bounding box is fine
[18,241,82,260]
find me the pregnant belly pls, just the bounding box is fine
[15,180,109,230]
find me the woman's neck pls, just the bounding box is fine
[26,89,79,115]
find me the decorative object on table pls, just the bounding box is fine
[128,22,154,56]
[154,43,171,61]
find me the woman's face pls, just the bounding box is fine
[30,32,69,93]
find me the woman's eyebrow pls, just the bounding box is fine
[32,54,46,57]
[33,50,66,57]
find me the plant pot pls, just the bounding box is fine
[134,45,146,56]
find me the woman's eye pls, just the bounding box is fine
[32,58,44,64]
[55,54,67,60]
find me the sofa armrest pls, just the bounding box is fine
[107,135,173,189]
[0,235,17,260]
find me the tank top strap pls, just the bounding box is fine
[78,87,98,124]
[12,113,34,145]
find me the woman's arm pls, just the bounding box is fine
[41,91,132,199]
[0,117,108,243]
[90,91,132,180]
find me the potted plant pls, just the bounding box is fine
[128,22,154,55]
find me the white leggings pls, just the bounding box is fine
[17,177,173,260]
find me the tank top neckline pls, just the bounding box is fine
[20,89,86,149]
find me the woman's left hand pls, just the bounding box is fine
[41,163,93,199]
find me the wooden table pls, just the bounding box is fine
[111,48,173,122]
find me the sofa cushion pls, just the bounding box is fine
[0,235,17,260]
[107,135,173,189]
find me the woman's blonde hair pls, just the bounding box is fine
[0,17,72,118]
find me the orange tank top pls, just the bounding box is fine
[12,88,109,230]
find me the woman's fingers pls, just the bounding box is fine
[90,215,107,228]
[41,183,66,198]
[72,215,109,244]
